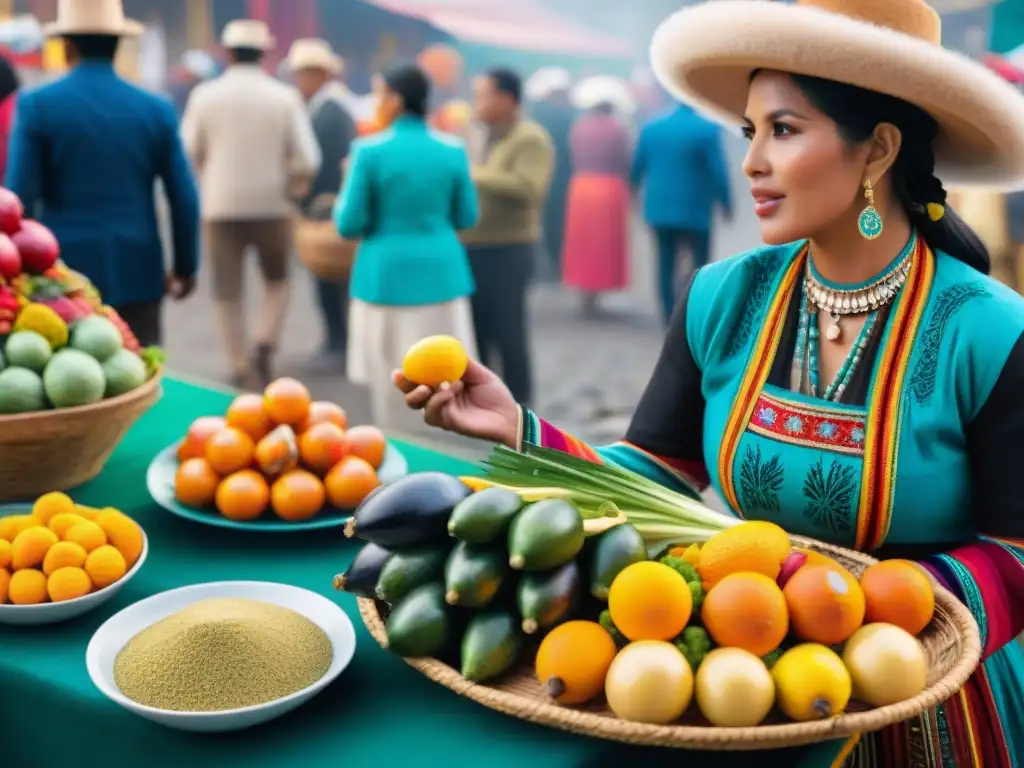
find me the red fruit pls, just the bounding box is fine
[0,188,24,236]
[0,232,20,280]
[777,550,809,588]
[13,220,59,274]
[41,296,89,324]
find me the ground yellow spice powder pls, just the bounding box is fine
[113,597,333,712]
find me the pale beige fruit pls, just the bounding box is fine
[695,647,775,727]
[842,623,927,707]
[604,640,693,724]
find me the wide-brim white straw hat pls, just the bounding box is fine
[221,19,276,51]
[525,67,571,101]
[571,75,636,114]
[43,0,142,37]
[650,0,1024,190]
[284,38,342,74]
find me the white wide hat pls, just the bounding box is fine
[650,0,1024,190]
[44,0,142,37]
[571,75,636,115]
[221,19,276,51]
[284,38,342,74]
[525,67,571,101]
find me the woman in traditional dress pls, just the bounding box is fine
[335,64,478,429]
[395,0,1024,764]
[562,83,633,313]
[0,54,20,183]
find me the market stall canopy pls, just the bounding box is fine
[357,0,632,57]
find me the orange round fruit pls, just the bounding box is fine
[204,427,256,476]
[215,470,270,521]
[254,424,299,476]
[702,572,789,656]
[783,565,866,645]
[299,422,348,473]
[174,458,220,507]
[607,561,692,641]
[177,416,227,461]
[324,456,380,509]
[300,401,348,433]
[859,560,935,635]
[263,377,311,425]
[271,469,326,522]
[344,425,387,469]
[226,393,273,441]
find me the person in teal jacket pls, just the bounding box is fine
[335,63,478,428]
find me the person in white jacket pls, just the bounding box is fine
[181,19,320,389]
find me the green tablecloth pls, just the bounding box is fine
[0,377,838,768]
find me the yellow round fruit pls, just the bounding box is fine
[63,521,108,552]
[605,640,694,724]
[32,492,75,525]
[842,623,927,707]
[608,561,692,641]
[11,526,59,570]
[0,514,36,541]
[695,648,775,727]
[47,567,92,602]
[42,541,88,576]
[0,538,10,570]
[48,512,89,539]
[0,568,10,604]
[698,521,791,587]
[772,643,852,722]
[402,335,469,388]
[534,620,618,705]
[85,545,127,590]
[8,568,48,605]
[93,509,144,567]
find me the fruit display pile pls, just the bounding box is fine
[338,478,939,728]
[174,377,388,522]
[0,492,145,605]
[0,188,160,414]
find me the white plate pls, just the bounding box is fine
[0,505,149,626]
[86,581,356,732]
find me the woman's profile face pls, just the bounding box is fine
[742,71,868,245]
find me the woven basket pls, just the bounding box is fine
[358,535,981,750]
[0,373,162,502]
[295,217,358,282]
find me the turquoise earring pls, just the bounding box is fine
[858,179,883,240]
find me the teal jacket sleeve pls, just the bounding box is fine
[334,142,372,239]
[156,99,200,280]
[4,92,43,216]
[630,126,648,188]
[451,146,479,231]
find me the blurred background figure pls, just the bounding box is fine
[181,19,320,389]
[169,50,217,116]
[631,99,732,324]
[285,38,357,374]
[336,64,478,430]
[562,76,633,315]
[0,53,19,182]
[465,67,554,407]
[5,0,198,347]
[526,67,575,280]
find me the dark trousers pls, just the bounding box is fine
[468,244,534,404]
[113,300,162,347]
[654,227,711,324]
[315,277,349,353]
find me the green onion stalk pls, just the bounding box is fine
[482,445,741,550]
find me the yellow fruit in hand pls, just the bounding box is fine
[63,521,107,552]
[11,526,59,570]
[48,512,89,539]
[772,643,852,721]
[85,545,127,589]
[698,520,791,587]
[0,514,36,541]
[402,335,469,388]
[94,509,144,566]
[0,538,10,569]
[608,561,692,641]
[47,567,92,602]
[32,492,75,525]
[0,568,10,604]
[9,568,48,605]
[42,541,88,575]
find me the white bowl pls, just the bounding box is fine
[0,513,149,626]
[86,581,356,732]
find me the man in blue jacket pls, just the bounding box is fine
[6,0,199,346]
[632,100,732,325]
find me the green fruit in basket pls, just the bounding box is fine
[376,546,448,604]
[0,366,46,413]
[507,499,584,572]
[584,522,647,601]
[0,347,4,371]
[4,330,52,372]
[460,610,523,683]
[101,348,148,397]
[444,541,507,608]
[447,486,523,544]
[70,314,123,362]
[385,582,451,658]
[43,348,105,408]
[517,560,581,635]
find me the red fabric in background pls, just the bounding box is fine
[0,93,17,183]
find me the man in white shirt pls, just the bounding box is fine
[181,19,320,388]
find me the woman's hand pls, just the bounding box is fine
[392,359,520,448]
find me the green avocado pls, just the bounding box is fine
[507,499,584,572]
[384,583,450,658]
[517,560,581,635]
[444,541,508,608]
[460,611,523,683]
[447,487,524,544]
[584,522,648,600]
[375,546,449,604]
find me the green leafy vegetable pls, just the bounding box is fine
[598,609,628,648]
[674,626,713,669]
